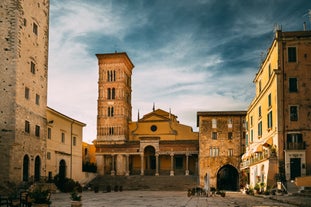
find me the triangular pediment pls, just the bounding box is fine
[140,109,177,122]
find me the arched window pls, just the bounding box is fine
[23,155,29,181]
[59,159,66,180]
[108,107,114,117]
[34,156,41,181]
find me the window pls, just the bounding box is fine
[47,128,51,139]
[107,88,116,99]
[258,106,262,118]
[107,70,116,82]
[228,119,232,128]
[47,152,51,160]
[267,111,273,129]
[228,149,233,157]
[73,137,76,146]
[23,18,27,26]
[33,22,38,35]
[209,147,219,157]
[288,47,297,62]
[250,129,253,142]
[35,94,40,105]
[108,106,114,117]
[212,132,217,139]
[228,132,233,140]
[268,93,272,108]
[31,61,35,74]
[289,78,298,92]
[212,119,217,128]
[61,132,65,143]
[258,121,262,137]
[25,121,30,133]
[35,125,40,137]
[250,116,253,127]
[25,87,30,99]
[287,133,303,143]
[109,127,114,135]
[268,64,272,79]
[290,106,298,121]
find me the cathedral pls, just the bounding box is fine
[94,53,199,176]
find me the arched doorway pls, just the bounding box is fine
[23,155,29,182]
[217,164,239,191]
[59,159,66,180]
[34,156,41,182]
[144,146,156,175]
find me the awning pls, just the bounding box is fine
[263,137,273,147]
[253,144,263,153]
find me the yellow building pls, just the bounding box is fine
[82,142,96,164]
[94,53,198,176]
[46,107,86,182]
[241,30,311,189]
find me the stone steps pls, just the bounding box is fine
[89,175,198,191]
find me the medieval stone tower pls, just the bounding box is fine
[96,53,134,145]
[0,0,49,182]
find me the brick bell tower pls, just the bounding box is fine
[95,52,134,144]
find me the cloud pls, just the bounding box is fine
[48,0,311,143]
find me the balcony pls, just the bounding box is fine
[286,142,306,150]
[240,151,273,169]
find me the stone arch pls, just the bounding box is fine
[59,159,67,180]
[217,164,239,191]
[34,156,41,182]
[22,155,29,182]
[144,145,156,175]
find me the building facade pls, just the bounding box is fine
[94,53,199,176]
[197,111,246,191]
[241,30,311,188]
[0,0,49,183]
[46,107,86,182]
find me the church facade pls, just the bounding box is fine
[94,53,199,176]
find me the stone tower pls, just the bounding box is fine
[0,0,49,182]
[96,52,134,144]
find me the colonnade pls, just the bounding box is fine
[99,152,194,176]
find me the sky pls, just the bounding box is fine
[47,0,311,144]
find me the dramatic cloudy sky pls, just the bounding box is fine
[47,0,311,143]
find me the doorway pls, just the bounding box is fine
[290,158,301,180]
[217,164,239,191]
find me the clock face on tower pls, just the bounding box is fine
[150,125,157,132]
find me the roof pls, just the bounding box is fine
[196,111,246,127]
[47,106,86,126]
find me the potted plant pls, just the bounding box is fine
[28,184,51,207]
[70,189,82,207]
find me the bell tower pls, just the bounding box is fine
[96,52,134,144]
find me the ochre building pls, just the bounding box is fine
[94,53,199,176]
[241,30,311,189]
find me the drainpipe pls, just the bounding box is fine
[70,121,74,179]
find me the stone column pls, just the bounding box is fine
[170,153,174,176]
[96,155,104,175]
[155,153,159,176]
[185,153,189,176]
[111,154,115,176]
[140,153,144,176]
[125,154,130,176]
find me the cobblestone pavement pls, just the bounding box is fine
[49,191,304,207]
